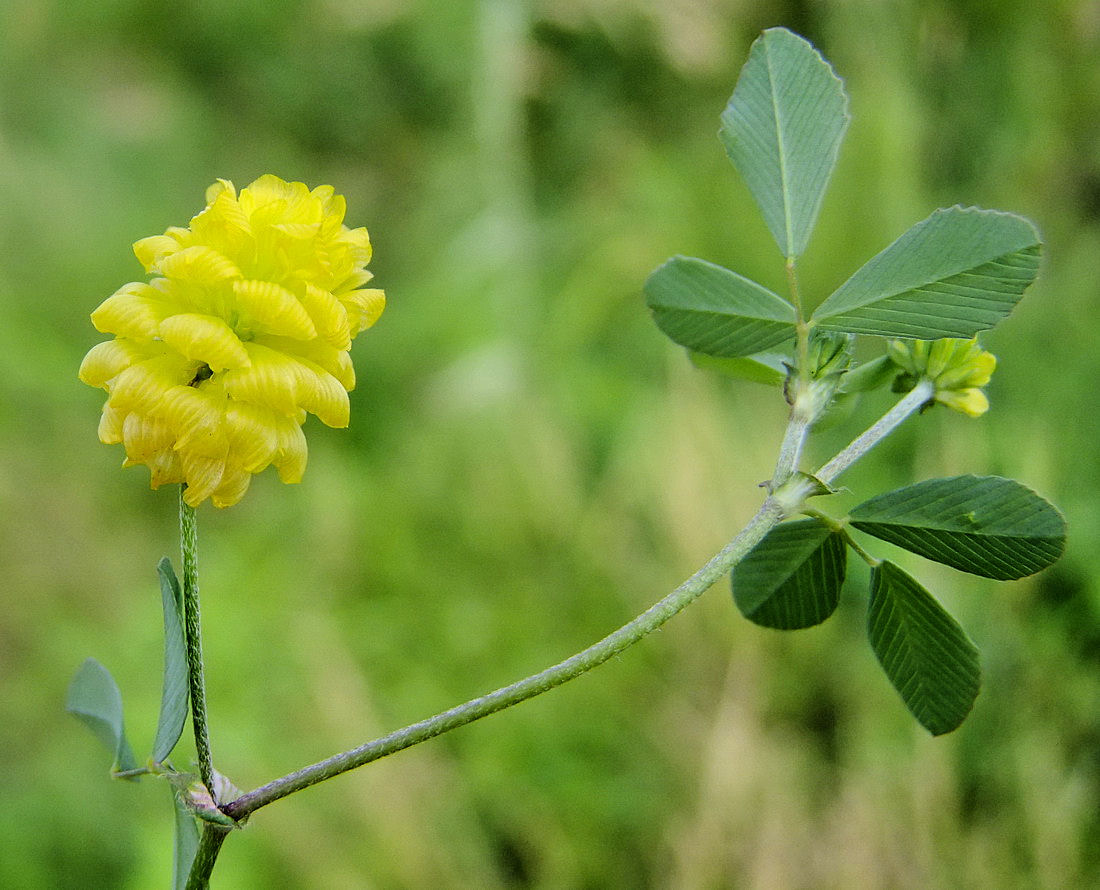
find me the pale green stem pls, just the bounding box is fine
[801,507,882,567]
[815,378,935,487]
[221,494,787,820]
[180,486,215,797]
[221,381,934,821]
[771,257,813,490]
[770,408,813,490]
[184,823,231,890]
[785,258,811,389]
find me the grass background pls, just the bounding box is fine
[2,0,1097,886]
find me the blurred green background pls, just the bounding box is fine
[2,0,1097,886]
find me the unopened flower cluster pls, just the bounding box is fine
[80,176,385,507]
[888,338,996,417]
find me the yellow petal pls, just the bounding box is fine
[190,188,252,258]
[156,245,242,284]
[310,183,336,205]
[134,234,184,272]
[156,384,229,458]
[91,283,175,339]
[180,450,228,507]
[271,222,323,240]
[80,339,163,388]
[937,387,990,417]
[211,468,251,508]
[158,313,251,371]
[205,178,236,204]
[224,400,279,472]
[251,335,355,390]
[932,341,997,390]
[314,189,345,232]
[221,343,302,416]
[109,354,197,415]
[272,414,308,483]
[300,283,351,350]
[295,359,350,428]
[330,349,355,391]
[340,226,373,264]
[973,351,996,386]
[122,411,175,463]
[333,268,374,294]
[147,448,184,488]
[240,174,299,216]
[340,288,385,336]
[232,279,317,340]
[98,402,126,444]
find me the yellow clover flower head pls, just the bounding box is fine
[79,175,385,507]
[887,338,996,418]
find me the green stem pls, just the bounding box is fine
[184,823,231,890]
[216,381,936,822]
[221,374,937,818]
[801,508,881,567]
[785,258,811,389]
[770,407,812,490]
[773,256,814,491]
[815,378,935,487]
[180,486,215,797]
[839,528,881,567]
[221,495,787,820]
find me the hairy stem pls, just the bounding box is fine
[180,487,215,797]
[217,381,935,821]
[774,256,814,491]
[770,408,813,490]
[785,257,812,390]
[184,823,231,890]
[815,378,935,486]
[221,495,786,820]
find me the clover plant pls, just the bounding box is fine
[67,29,1064,888]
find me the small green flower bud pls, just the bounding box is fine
[784,332,854,418]
[887,338,996,417]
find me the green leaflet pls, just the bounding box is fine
[645,256,796,357]
[66,657,139,774]
[850,475,1065,580]
[868,561,980,735]
[688,350,788,386]
[719,27,849,259]
[152,558,190,764]
[731,518,846,629]
[171,788,200,890]
[812,207,1042,338]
